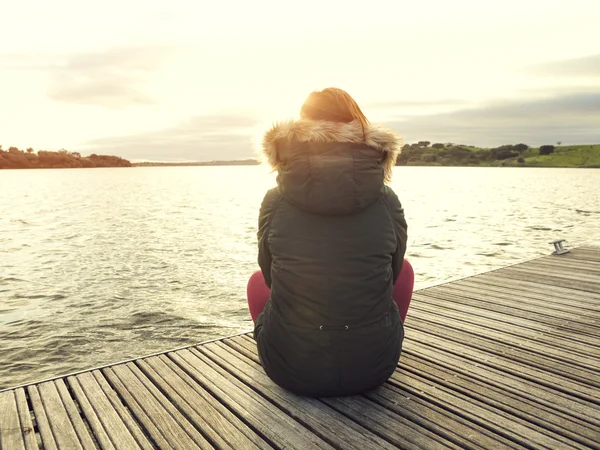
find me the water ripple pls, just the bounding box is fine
[0,166,599,389]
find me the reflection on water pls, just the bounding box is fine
[1,166,599,388]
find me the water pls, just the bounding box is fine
[1,166,599,389]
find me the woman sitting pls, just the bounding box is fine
[247,87,413,397]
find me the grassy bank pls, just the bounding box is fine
[396,143,600,168]
[518,145,600,167]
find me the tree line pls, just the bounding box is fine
[396,141,558,166]
[0,146,131,169]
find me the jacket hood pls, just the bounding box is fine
[261,119,403,215]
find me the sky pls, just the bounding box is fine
[1,0,599,162]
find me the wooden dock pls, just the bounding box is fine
[1,246,599,449]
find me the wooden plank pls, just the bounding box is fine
[440,277,600,315]
[531,251,600,263]
[563,253,600,263]
[174,348,334,449]
[189,346,361,449]
[397,353,600,449]
[224,336,260,359]
[534,253,600,266]
[26,386,57,450]
[67,375,116,450]
[481,266,600,296]
[413,291,600,350]
[561,249,600,262]
[470,272,600,302]
[109,363,212,449]
[224,336,514,450]
[35,381,88,449]
[559,247,600,254]
[484,266,600,290]
[402,339,600,426]
[137,356,266,450]
[410,294,600,358]
[388,369,591,450]
[564,250,600,262]
[415,289,600,339]
[577,246,600,252]
[53,379,97,449]
[70,370,154,450]
[409,303,600,372]
[238,333,255,344]
[452,278,600,313]
[91,371,155,449]
[102,367,173,449]
[505,264,600,284]
[14,389,38,450]
[523,261,600,280]
[524,263,600,279]
[203,340,428,450]
[525,258,600,274]
[424,284,600,329]
[407,314,600,392]
[322,394,458,450]
[0,390,26,450]
[365,384,522,450]
[412,293,600,357]
[145,354,271,449]
[490,267,600,293]
[124,362,216,449]
[406,325,600,402]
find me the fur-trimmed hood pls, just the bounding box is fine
[260,119,403,215]
[261,119,402,183]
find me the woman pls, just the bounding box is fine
[247,88,413,397]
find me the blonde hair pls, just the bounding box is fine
[300,88,370,139]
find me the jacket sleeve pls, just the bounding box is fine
[257,188,281,288]
[384,186,408,283]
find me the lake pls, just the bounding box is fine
[1,166,599,389]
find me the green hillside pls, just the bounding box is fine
[396,142,600,168]
[521,145,600,167]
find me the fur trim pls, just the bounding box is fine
[261,119,403,182]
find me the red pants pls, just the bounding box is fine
[247,259,414,324]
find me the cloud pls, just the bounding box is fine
[0,53,57,70]
[80,114,263,161]
[2,46,169,108]
[387,91,600,147]
[365,99,472,120]
[79,91,600,161]
[531,53,600,77]
[49,46,171,107]
[365,99,469,109]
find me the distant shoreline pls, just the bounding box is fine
[134,143,600,168]
[3,144,599,170]
[132,159,259,167]
[0,148,131,169]
[131,161,600,168]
